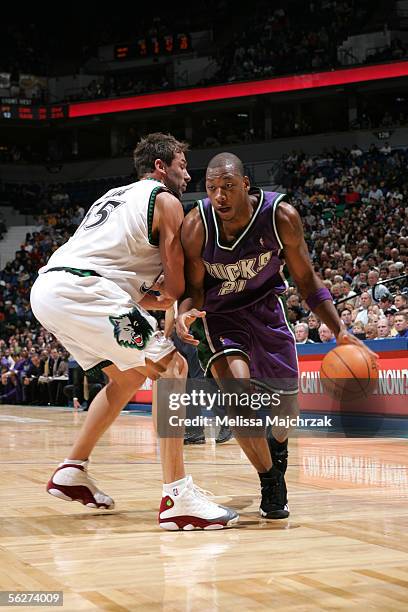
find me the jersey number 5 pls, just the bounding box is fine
[81,199,124,230]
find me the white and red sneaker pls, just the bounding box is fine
[46,460,114,509]
[159,475,239,530]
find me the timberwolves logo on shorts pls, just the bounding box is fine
[109,309,153,349]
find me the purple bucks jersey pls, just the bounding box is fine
[198,188,288,313]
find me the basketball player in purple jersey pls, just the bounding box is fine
[176,152,373,519]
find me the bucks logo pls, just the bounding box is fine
[109,309,153,349]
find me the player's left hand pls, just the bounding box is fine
[176,309,206,345]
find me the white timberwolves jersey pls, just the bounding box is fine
[40,178,170,302]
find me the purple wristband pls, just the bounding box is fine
[306,287,333,311]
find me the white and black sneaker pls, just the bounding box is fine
[259,465,289,519]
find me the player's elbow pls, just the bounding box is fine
[294,273,317,298]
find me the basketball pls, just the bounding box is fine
[320,344,379,401]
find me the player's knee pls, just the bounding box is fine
[278,394,299,418]
[108,368,146,390]
[160,352,188,379]
[137,351,187,381]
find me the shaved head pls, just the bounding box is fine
[207,152,244,176]
[205,151,250,221]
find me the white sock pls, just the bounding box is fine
[163,476,188,496]
[62,458,87,465]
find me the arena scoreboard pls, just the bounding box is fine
[114,33,191,60]
[0,103,68,121]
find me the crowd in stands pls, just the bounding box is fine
[68,72,172,104]
[0,1,390,106]
[0,212,6,239]
[0,180,129,215]
[351,109,408,132]
[0,8,216,79]
[211,0,371,85]
[1,142,407,405]
[279,143,408,341]
[365,38,408,65]
[58,1,376,103]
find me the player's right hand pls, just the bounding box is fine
[336,327,379,361]
[176,309,206,345]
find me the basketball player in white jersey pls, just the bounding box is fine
[30,133,238,530]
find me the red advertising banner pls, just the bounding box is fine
[298,352,408,416]
[132,350,408,416]
[69,61,408,118]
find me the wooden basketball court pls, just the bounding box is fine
[1,405,407,611]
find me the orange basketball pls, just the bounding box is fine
[320,344,379,401]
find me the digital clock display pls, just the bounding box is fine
[114,33,191,60]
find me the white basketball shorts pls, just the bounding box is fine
[30,270,175,373]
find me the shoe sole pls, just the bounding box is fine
[159,514,239,531]
[259,507,289,519]
[47,486,115,509]
[184,439,206,445]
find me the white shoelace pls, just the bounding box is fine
[192,483,215,499]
